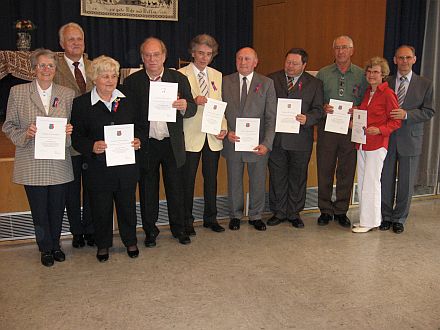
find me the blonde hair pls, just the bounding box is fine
[365,56,390,79]
[88,55,120,82]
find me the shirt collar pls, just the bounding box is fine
[146,69,164,81]
[91,87,126,106]
[397,70,412,82]
[191,62,208,77]
[239,71,254,82]
[332,63,353,74]
[36,81,53,94]
[64,55,84,68]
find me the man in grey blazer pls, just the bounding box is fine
[381,45,435,234]
[267,48,324,228]
[222,47,277,231]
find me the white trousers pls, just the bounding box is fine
[357,147,387,228]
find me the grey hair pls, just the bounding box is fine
[332,35,354,48]
[189,34,219,57]
[59,22,84,44]
[30,48,56,68]
[140,37,167,57]
[87,55,120,82]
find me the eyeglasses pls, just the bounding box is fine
[334,45,352,50]
[339,75,345,97]
[143,52,162,60]
[366,69,382,75]
[396,55,413,61]
[36,63,55,70]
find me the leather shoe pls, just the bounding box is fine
[203,222,225,232]
[144,235,157,248]
[392,222,404,234]
[229,218,241,230]
[72,234,85,248]
[379,220,392,231]
[126,245,139,258]
[52,249,66,262]
[84,233,95,247]
[172,232,191,245]
[96,248,109,262]
[334,214,351,228]
[185,226,197,236]
[291,218,304,228]
[249,219,267,231]
[41,252,54,267]
[317,213,332,226]
[266,216,285,226]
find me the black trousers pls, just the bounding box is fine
[183,139,220,228]
[88,186,138,249]
[139,138,185,237]
[65,154,93,235]
[25,183,67,252]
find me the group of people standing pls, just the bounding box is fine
[2,22,434,267]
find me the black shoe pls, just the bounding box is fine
[52,249,66,262]
[203,222,225,232]
[266,216,285,226]
[41,252,54,267]
[84,234,95,247]
[229,218,241,230]
[172,232,191,245]
[249,219,267,231]
[185,226,197,236]
[317,213,332,226]
[334,214,351,228]
[392,222,404,234]
[72,234,85,248]
[379,220,392,231]
[96,248,109,262]
[127,245,139,258]
[291,218,305,228]
[144,235,157,248]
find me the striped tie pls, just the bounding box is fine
[287,76,295,95]
[397,76,407,106]
[198,71,208,97]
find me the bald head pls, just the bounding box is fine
[236,47,258,76]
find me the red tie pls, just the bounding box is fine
[73,62,86,94]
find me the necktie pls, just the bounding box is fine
[397,76,407,106]
[240,77,247,111]
[198,71,208,97]
[73,62,86,94]
[287,76,295,95]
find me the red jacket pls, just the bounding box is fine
[356,82,401,151]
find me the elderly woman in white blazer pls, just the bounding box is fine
[2,49,75,267]
[178,34,227,235]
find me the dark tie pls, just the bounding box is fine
[240,76,247,111]
[73,62,86,94]
[198,72,209,97]
[397,76,407,106]
[287,76,295,95]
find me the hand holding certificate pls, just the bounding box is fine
[34,116,67,160]
[235,118,260,152]
[275,98,302,134]
[201,98,227,135]
[351,109,367,144]
[324,98,353,134]
[148,81,178,122]
[104,124,135,167]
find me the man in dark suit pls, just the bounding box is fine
[124,37,197,246]
[53,22,94,249]
[267,48,323,228]
[222,47,277,231]
[380,45,435,234]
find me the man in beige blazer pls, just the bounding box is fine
[178,34,227,235]
[53,22,94,249]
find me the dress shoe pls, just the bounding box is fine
[291,218,305,228]
[185,226,197,236]
[379,220,392,231]
[84,233,95,247]
[72,234,85,248]
[52,249,66,262]
[126,245,139,258]
[266,216,285,226]
[172,232,191,245]
[203,222,225,232]
[249,219,267,231]
[144,236,157,248]
[317,213,332,226]
[96,248,109,262]
[334,214,351,228]
[352,226,376,233]
[392,222,404,234]
[41,252,54,267]
[229,218,241,230]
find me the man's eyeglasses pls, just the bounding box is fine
[339,75,345,97]
[334,45,352,50]
[36,63,55,70]
[143,52,162,60]
[396,55,413,61]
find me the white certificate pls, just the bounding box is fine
[235,118,260,152]
[34,116,67,160]
[104,124,135,167]
[329,98,353,115]
[351,109,367,144]
[324,98,352,135]
[148,81,178,122]
[275,98,302,134]
[201,98,227,135]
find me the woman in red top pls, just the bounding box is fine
[352,57,401,233]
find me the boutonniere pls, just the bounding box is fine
[298,81,303,92]
[112,98,120,113]
[52,97,59,107]
[254,83,263,94]
[211,81,218,91]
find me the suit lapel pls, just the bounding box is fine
[48,84,62,117]
[29,81,47,116]
[186,64,200,96]
[404,73,418,107]
[58,57,79,91]
[388,75,397,90]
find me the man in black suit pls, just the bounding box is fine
[124,37,197,246]
[380,45,435,234]
[267,48,324,228]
